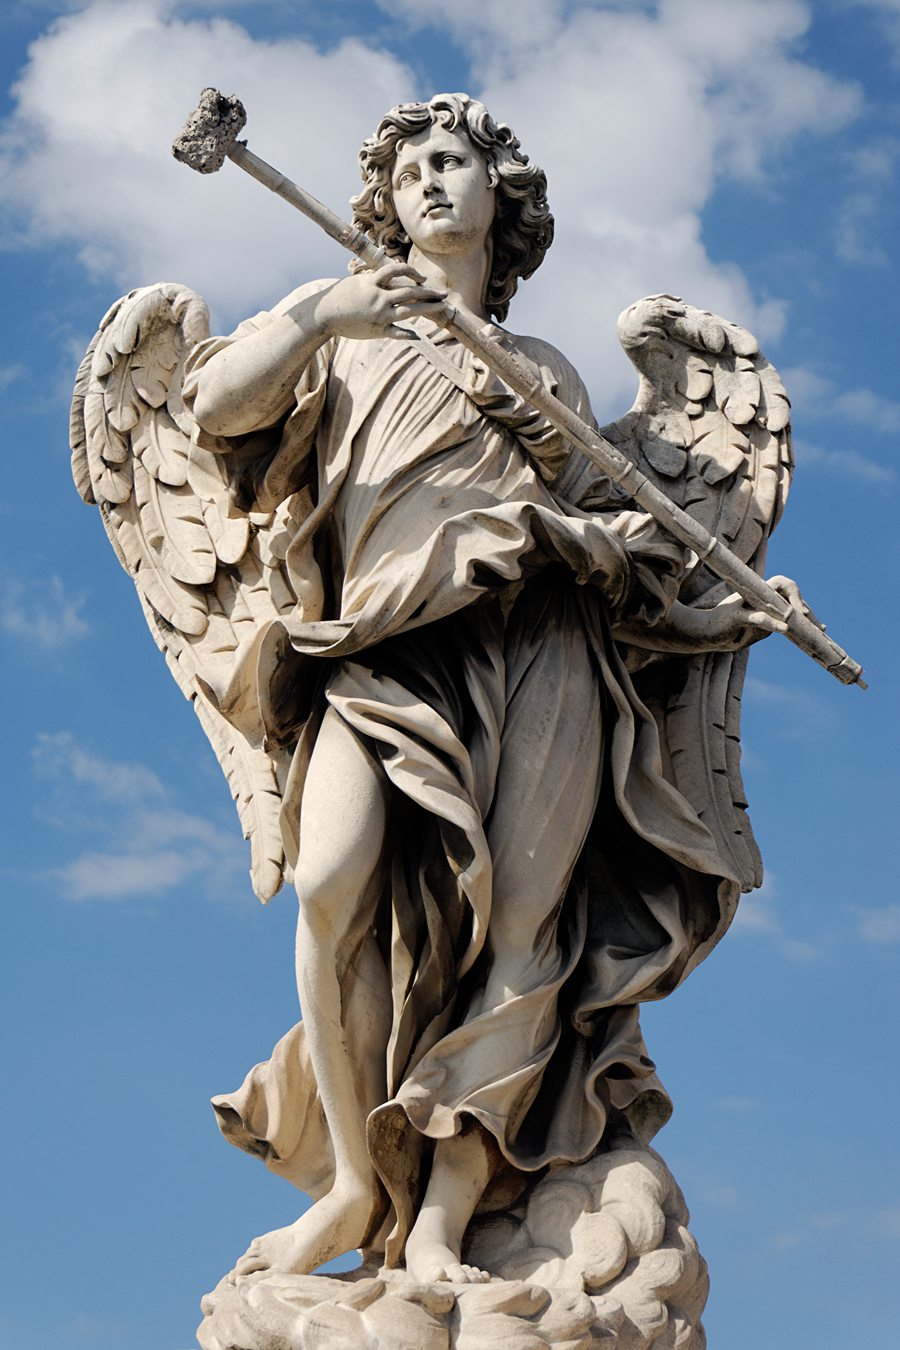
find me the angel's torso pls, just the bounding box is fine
[266,310,676,645]
[322,323,566,588]
[185,290,682,650]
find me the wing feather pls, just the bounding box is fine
[133,406,189,485]
[133,459,217,586]
[202,496,251,565]
[84,389,133,498]
[95,326,145,434]
[70,283,312,903]
[220,725,287,903]
[604,295,793,891]
[71,341,98,504]
[129,333,179,408]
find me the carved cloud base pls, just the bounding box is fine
[197,1141,708,1349]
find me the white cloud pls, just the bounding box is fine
[31,730,248,902]
[731,871,819,960]
[56,847,207,900]
[856,903,900,943]
[851,138,900,182]
[704,1183,740,1207]
[779,364,900,438]
[32,729,166,802]
[844,0,900,62]
[832,387,900,435]
[772,1202,900,1251]
[779,364,832,409]
[811,1210,851,1229]
[378,0,568,55]
[0,0,417,326]
[0,362,26,388]
[744,675,836,740]
[832,134,900,264]
[732,873,781,935]
[835,188,888,265]
[713,1095,761,1112]
[0,0,863,414]
[382,0,861,415]
[67,1312,132,1341]
[873,1206,900,1238]
[780,366,899,484]
[793,439,896,486]
[0,573,90,648]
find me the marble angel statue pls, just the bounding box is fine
[71,93,807,1293]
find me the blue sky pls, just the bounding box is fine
[1,2,897,1347]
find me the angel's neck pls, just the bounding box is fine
[407,243,492,321]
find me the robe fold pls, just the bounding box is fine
[183,283,739,1261]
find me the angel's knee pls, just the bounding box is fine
[295,848,380,942]
[295,709,389,938]
[295,794,387,940]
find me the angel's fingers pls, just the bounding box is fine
[389,289,447,310]
[769,576,804,606]
[390,299,450,322]
[746,611,788,634]
[766,576,827,630]
[375,261,429,288]
[793,596,827,631]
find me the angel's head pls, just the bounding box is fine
[351,93,554,323]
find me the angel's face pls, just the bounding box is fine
[390,123,496,259]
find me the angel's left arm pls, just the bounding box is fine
[613,577,817,654]
[613,597,774,654]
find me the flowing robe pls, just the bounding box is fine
[183,284,739,1259]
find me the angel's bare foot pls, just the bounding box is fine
[231,1185,376,1279]
[404,1125,495,1284]
[404,1207,491,1285]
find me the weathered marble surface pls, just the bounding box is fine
[198,1141,707,1350]
[72,89,818,1337]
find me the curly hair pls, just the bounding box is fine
[350,93,554,324]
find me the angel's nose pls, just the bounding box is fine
[421,164,443,195]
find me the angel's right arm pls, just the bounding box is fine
[189,285,337,438]
[190,264,448,438]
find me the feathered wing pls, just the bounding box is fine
[600,295,793,891]
[71,283,305,902]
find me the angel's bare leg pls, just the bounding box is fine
[233,706,390,1278]
[403,1122,495,1284]
[405,600,602,1284]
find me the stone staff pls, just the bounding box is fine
[172,88,865,689]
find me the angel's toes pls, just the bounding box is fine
[232,1246,267,1279]
[464,1264,491,1283]
[450,1263,490,1284]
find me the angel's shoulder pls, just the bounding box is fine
[503,330,591,413]
[226,278,339,339]
[269,277,339,317]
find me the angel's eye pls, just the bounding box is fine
[440,155,463,169]
[395,170,418,189]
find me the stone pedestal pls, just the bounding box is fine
[198,1141,707,1349]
